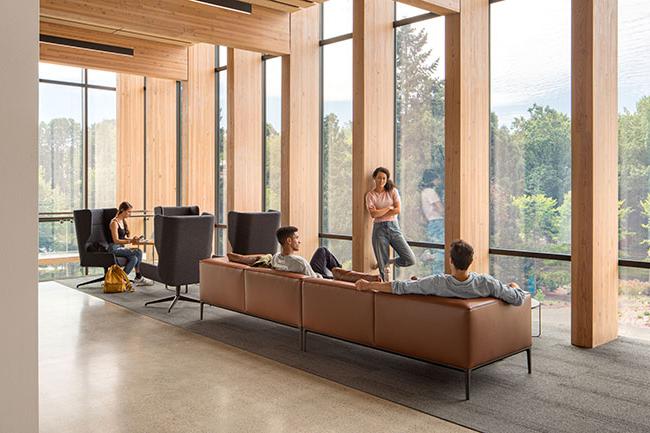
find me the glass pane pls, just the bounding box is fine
[490,0,571,254]
[323,0,352,39]
[39,62,83,83]
[618,1,650,262]
[264,57,282,211]
[39,83,83,213]
[395,16,445,271]
[320,238,352,270]
[87,88,117,209]
[490,255,571,330]
[322,40,353,235]
[38,220,86,281]
[619,267,650,339]
[216,70,228,225]
[87,69,116,87]
[218,46,228,67]
[395,3,428,20]
[394,246,444,280]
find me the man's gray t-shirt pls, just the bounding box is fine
[391,273,527,306]
[271,253,322,278]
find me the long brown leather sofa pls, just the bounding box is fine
[199,257,532,400]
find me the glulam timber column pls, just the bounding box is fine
[281,6,320,255]
[227,48,263,212]
[351,0,395,272]
[571,0,618,348]
[444,0,490,273]
[116,74,145,240]
[184,43,216,213]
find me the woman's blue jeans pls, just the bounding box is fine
[371,221,416,281]
[109,244,142,275]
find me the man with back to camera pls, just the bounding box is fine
[355,239,528,306]
[271,226,342,279]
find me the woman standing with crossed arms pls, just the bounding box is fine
[365,167,415,281]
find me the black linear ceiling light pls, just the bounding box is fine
[190,0,252,14]
[40,34,134,56]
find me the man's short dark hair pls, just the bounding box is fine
[450,239,473,270]
[276,226,298,245]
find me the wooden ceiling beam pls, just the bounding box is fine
[396,0,459,15]
[40,0,291,55]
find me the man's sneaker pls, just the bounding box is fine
[134,276,154,286]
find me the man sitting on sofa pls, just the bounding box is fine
[272,226,342,279]
[355,239,527,306]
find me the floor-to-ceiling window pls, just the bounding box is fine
[320,0,353,268]
[394,4,445,279]
[38,63,116,281]
[263,55,282,212]
[215,46,228,255]
[490,0,572,328]
[618,0,650,337]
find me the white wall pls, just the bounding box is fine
[0,0,39,431]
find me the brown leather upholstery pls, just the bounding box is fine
[199,257,247,312]
[244,267,306,327]
[302,278,375,346]
[374,293,531,369]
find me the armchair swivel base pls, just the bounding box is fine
[145,285,200,313]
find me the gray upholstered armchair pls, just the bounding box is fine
[141,213,214,312]
[227,211,280,255]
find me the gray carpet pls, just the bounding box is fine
[59,278,650,433]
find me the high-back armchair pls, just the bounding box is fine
[141,213,214,312]
[227,211,280,255]
[73,208,128,288]
[153,206,200,216]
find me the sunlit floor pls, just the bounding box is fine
[39,282,470,433]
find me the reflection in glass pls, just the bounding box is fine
[321,40,353,236]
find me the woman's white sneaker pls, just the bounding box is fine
[134,276,154,286]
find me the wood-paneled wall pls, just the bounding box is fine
[571,0,619,348]
[352,0,395,272]
[227,49,263,213]
[145,77,178,239]
[116,74,145,239]
[40,21,188,81]
[396,0,459,15]
[184,44,216,214]
[444,0,490,274]
[281,7,321,256]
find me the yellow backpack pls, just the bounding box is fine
[104,264,134,293]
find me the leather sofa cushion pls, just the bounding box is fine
[199,257,247,312]
[302,278,375,346]
[244,267,306,327]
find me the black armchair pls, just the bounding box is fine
[154,206,200,216]
[141,213,214,312]
[73,208,128,288]
[227,211,280,255]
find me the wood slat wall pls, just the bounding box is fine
[227,48,263,212]
[351,0,395,272]
[444,0,490,274]
[40,0,291,55]
[571,0,619,348]
[281,7,321,256]
[184,43,216,214]
[116,74,145,240]
[40,21,188,81]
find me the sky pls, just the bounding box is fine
[40,0,650,131]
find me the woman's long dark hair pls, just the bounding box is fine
[373,167,396,192]
[117,201,133,237]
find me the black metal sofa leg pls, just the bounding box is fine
[527,348,532,374]
[465,370,471,401]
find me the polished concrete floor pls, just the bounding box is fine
[39,282,471,433]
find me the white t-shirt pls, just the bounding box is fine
[271,253,321,278]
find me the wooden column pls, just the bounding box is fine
[571,0,618,348]
[184,43,216,213]
[227,48,263,212]
[116,74,145,239]
[352,0,395,272]
[444,0,490,273]
[281,7,320,255]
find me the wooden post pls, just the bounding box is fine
[444,0,490,274]
[351,0,395,272]
[571,0,618,348]
[281,6,320,255]
[227,48,263,212]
